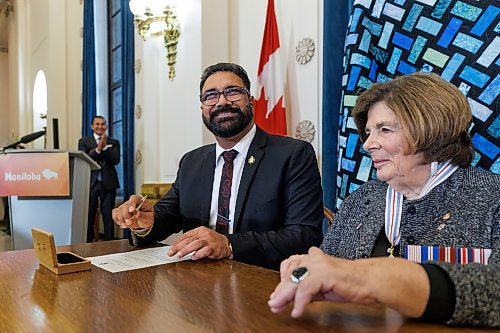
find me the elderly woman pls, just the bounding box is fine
[268,73,499,327]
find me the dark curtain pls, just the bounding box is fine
[121,0,135,200]
[82,0,96,137]
[322,0,353,211]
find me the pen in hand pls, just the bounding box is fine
[130,195,148,219]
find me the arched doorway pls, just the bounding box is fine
[32,69,47,149]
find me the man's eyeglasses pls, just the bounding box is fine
[200,87,249,106]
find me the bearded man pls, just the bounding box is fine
[113,63,323,270]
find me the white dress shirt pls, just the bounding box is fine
[209,124,256,233]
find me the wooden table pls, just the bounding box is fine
[0,240,489,332]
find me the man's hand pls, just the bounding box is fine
[95,133,108,153]
[100,133,108,147]
[168,226,232,260]
[112,195,154,230]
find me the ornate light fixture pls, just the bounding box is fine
[129,0,181,80]
[0,0,14,18]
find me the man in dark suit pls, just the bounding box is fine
[79,116,120,242]
[113,63,323,269]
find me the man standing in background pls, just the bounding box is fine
[79,116,120,242]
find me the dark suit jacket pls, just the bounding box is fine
[78,135,120,190]
[137,127,324,269]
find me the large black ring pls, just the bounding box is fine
[290,267,309,283]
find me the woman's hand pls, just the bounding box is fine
[268,247,431,318]
[269,247,377,317]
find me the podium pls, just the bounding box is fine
[1,150,99,250]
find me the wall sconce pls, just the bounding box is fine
[129,0,181,80]
[0,0,14,18]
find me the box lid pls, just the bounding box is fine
[31,228,58,269]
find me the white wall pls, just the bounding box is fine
[5,0,82,151]
[0,52,9,147]
[229,0,321,151]
[7,0,25,146]
[64,0,83,150]
[29,0,50,148]
[201,0,229,145]
[134,0,203,190]
[134,0,321,192]
[4,0,322,193]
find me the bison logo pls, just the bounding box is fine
[41,169,58,180]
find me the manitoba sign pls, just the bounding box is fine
[0,152,70,196]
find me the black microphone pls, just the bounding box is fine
[1,130,46,151]
[20,130,46,144]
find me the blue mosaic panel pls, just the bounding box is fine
[336,0,499,207]
[403,3,424,31]
[437,17,462,47]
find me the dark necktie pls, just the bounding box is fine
[215,149,238,234]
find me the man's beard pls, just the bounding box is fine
[203,104,253,138]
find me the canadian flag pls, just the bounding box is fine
[254,0,287,136]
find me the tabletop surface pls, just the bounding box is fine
[0,240,491,332]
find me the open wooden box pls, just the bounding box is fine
[31,228,92,274]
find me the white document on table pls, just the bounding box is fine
[87,246,193,273]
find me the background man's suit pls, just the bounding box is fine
[135,127,323,269]
[78,136,120,241]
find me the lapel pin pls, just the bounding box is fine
[437,223,446,231]
[442,212,452,220]
[248,156,256,164]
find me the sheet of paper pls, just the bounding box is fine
[87,246,193,273]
